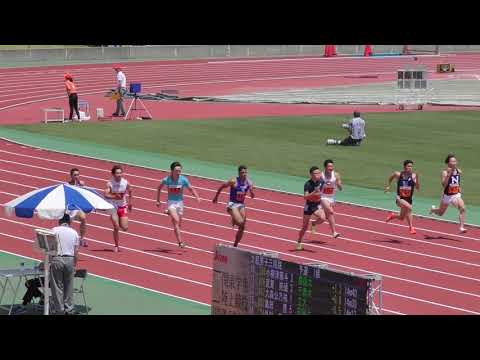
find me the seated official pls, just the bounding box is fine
[326,111,366,146]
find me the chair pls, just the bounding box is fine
[73,269,89,315]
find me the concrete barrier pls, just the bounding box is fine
[1,45,479,67]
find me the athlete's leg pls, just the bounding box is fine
[233,207,247,247]
[169,208,184,246]
[110,214,121,250]
[430,198,449,216]
[297,214,312,249]
[310,208,326,234]
[451,197,467,232]
[73,211,87,246]
[320,199,339,238]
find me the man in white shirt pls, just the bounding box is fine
[326,111,366,146]
[50,214,80,315]
[113,65,127,117]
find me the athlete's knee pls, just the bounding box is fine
[459,205,466,214]
[120,224,128,231]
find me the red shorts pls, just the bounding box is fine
[117,206,128,218]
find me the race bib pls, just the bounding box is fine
[399,186,412,198]
[236,191,246,202]
[169,185,182,195]
[448,185,460,194]
[323,187,334,195]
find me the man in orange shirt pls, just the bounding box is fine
[65,73,80,121]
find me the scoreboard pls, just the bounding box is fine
[211,245,381,315]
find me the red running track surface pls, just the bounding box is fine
[2,54,480,123]
[0,139,479,315]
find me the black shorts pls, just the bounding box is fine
[398,197,413,205]
[304,202,320,215]
[340,137,362,146]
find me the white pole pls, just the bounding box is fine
[43,253,50,315]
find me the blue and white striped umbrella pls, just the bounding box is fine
[3,183,115,220]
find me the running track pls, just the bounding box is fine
[2,53,480,123]
[0,139,479,315]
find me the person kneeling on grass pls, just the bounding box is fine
[326,111,366,146]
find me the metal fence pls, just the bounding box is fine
[1,45,480,67]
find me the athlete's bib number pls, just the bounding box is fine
[448,185,460,195]
[236,191,246,202]
[399,186,412,198]
[169,186,182,195]
[323,187,334,195]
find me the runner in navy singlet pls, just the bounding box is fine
[384,160,420,235]
[430,154,467,233]
[296,166,326,251]
[213,165,255,247]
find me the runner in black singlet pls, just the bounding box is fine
[296,166,326,251]
[430,154,467,233]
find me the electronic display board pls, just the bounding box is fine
[212,245,377,315]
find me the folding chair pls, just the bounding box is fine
[73,269,89,315]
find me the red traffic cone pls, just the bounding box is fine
[324,45,337,57]
[364,45,373,57]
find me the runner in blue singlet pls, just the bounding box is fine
[213,165,255,247]
[156,161,200,248]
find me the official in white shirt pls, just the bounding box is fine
[50,214,80,315]
[113,65,127,117]
[326,111,366,146]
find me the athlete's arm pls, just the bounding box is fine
[126,183,133,210]
[304,190,321,201]
[156,182,164,207]
[213,178,234,203]
[79,180,85,187]
[187,184,201,203]
[304,183,322,201]
[336,172,343,191]
[385,171,400,192]
[249,183,256,199]
[104,184,118,199]
[414,173,420,190]
[441,170,450,188]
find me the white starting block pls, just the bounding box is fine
[43,108,65,124]
[73,100,91,121]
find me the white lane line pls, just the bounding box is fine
[2,193,480,307]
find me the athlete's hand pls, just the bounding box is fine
[196,197,201,204]
[156,201,161,207]
[212,197,218,204]
[384,185,390,193]
[128,204,133,211]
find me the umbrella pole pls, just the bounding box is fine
[43,253,50,315]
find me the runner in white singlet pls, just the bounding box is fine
[104,165,133,252]
[311,159,342,238]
